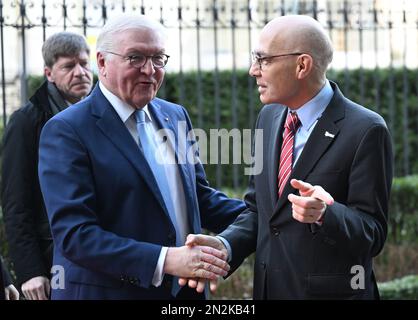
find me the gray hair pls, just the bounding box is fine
[96,14,167,54]
[42,31,90,68]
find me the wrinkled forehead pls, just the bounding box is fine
[115,28,166,52]
[53,51,90,64]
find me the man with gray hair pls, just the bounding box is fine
[186,15,393,299]
[38,14,245,300]
[2,31,93,300]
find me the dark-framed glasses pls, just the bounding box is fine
[104,51,170,68]
[251,51,304,70]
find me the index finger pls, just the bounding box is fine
[290,179,314,193]
[288,193,325,210]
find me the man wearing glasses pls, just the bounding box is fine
[185,15,393,299]
[38,14,245,300]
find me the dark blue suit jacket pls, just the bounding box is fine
[38,84,245,300]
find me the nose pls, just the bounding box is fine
[249,62,260,77]
[73,64,87,77]
[140,58,156,76]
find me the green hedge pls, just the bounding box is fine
[378,275,418,300]
[26,68,418,188]
[388,175,418,244]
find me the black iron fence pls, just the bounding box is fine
[1,0,417,188]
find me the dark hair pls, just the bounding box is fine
[42,31,90,68]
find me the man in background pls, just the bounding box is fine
[2,31,93,300]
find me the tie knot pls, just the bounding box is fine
[135,109,146,124]
[285,112,300,133]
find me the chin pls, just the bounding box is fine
[259,96,271,105]
[72,90,89,98]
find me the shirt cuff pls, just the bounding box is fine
[216,236,232,263]
[152,246,168,287]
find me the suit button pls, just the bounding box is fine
[260,262,266,269]
[323,237,336,246]
[271,226,280,236]
[120,275,126,282]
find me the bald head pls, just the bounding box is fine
[260,15,333,76]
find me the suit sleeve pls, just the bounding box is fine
[38,117,161,288]
[1,111,49,285]
[217,114,265,272]
[1,256,12,287]
[219,176,258,273]
[319,123,393,257]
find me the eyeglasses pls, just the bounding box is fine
[104,51,170,69]
[251,51,304,70]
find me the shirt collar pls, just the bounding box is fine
[99,81,152,123]
[291,79,333,131]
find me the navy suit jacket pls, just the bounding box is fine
[38,84,245,300]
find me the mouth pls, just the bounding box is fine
[257,83,267,92]
[139,81,154,85]
[72,82,90,87]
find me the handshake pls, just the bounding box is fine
[163,234,227,294]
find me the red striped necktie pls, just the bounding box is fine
[277,112,301,197]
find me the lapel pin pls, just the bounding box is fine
[324,131,335,138]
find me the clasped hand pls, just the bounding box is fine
[177,234,227,294]
[164,243,229,283]
[178,179,335,294]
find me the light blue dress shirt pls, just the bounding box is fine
[292,80,333,166]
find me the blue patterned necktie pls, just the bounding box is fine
[135,109,181,297]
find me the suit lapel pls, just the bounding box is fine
[92,87,169,216]
[148,101,198,232]
[272,83,345,218]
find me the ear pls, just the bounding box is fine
[295,54,313,80]
[44,66,54,82]
[97,52,107,77]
